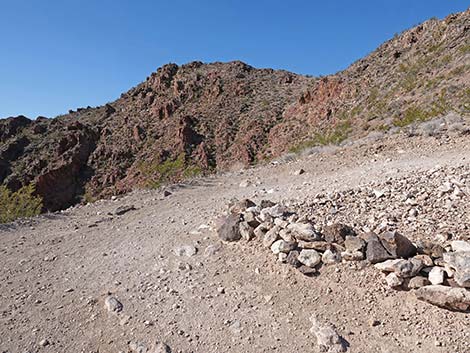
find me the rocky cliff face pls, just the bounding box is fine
[1,10,469,211]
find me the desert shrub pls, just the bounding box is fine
[0,184,43,223]
[139,154,203,189]
[289,121,352,153]
[393,106,430,127]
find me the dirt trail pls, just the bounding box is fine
[1,133,470,353]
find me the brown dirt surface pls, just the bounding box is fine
[1,131,470,353]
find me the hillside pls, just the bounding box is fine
[1,10,469,211]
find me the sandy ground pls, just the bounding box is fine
[1,132,470,353]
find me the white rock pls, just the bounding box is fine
[428,267,445,285]
[271,239,296,255]
[298,249,321,268]
[385,272,403,288]
[374,259,403,272]
[322,250,341,265]
[451,240,470,252]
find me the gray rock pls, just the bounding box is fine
[104,296,123,313]
[414,254,434,267]
[278,252,288,262]
[242,211,260,228]
[407,276,430,289]
[298,265,317,276]
[366,239,392,264]
[443,251,470,287]
[344,236,365,252]
[378,231,416,258]
[415,240,444,258]
[229,199,256,214]
[309,315,348,353]
[287,222,322,242]
[271,239,297,254]
[341,250,364,261]
[239,221,254,241]
[451,240,470,252]
[298,240,331,251]
[216,214,241,242]
[253,223,268,239]
[374,259,404,272]
[415,285,470,312]
[174,245,197,257]
[322,249,341,265]
[323,223,356,244]
[263,226,280,248]
[279,228,295,242]
[261,204,286,218]
[298,249,321,268]
[396,258,424,278]
[428,266,446,285]
[287,250,301,268]
[294,168,305,175]
[385,272,403,288]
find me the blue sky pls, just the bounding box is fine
[0,0,468,119]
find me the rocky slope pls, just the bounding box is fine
[1,10,469,211]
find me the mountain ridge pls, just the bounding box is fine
[1,9,469,211]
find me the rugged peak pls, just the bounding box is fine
[1,10,469,212]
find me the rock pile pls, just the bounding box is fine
[216,198,470,312]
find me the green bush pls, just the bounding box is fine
[289,121,352,153]
[392,106,430,127]
[139,154,203,189]
[0,184,43,223]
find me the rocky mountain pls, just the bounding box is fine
[1,10,469,211]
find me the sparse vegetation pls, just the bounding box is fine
[289,121,352,153]
[392,106,430,127]
[0,184,43,223]
[139,154,203,189]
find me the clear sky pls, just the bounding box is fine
[0,0,468,119]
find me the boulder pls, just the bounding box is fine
[322,250,341,265]
[263,226,280,247]
[443,251,470,287]
[451,240,470,252]
[415,285,470,312]
[415,240,444,258]
[253,223,268,239]
[287,250,301,268]
[271,239,297,254]
[407,276,430,289]
[239,221,254,241]
[385,272,403,288]
[298,249,321,268]
[378,231,416,258]
[229,198,256,214]
[297,240,332,251]
[216,214,242,242]
[366,238,392,264]
[287,222,322,242]
[341,251,364,261]
[374,259,404,272]
[323,223,356,244]
[242,211,260,228]
[428,266,445,285]
[344,236,365,252]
